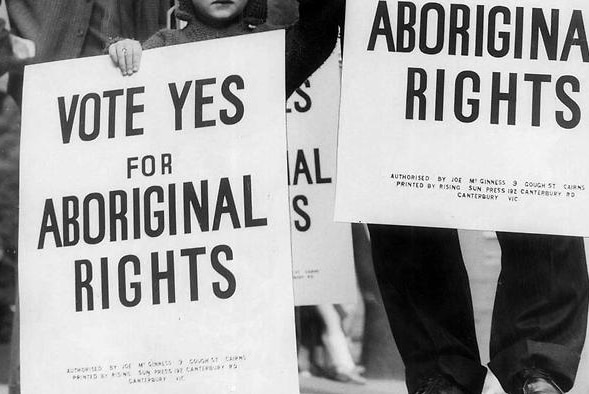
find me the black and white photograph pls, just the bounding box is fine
[0,0,588,393]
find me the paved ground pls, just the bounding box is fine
[300,375,405,394]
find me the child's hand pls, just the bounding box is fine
[108,39,142,76]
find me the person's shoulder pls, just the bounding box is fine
[254,23,280,32]
[247,22,285,36]
[143,28,187,50]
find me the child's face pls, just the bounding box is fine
[191,0,249,25]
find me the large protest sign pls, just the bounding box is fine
[18,31,299,394]
[287,48,356,306]
[335,0,589,235]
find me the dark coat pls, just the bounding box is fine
[5,0,169,102]
[6,0,169,62]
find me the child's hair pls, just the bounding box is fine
[176,0,268,26]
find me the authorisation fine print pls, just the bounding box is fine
[335,0,589,235]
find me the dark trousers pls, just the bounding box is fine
[369,225,589,394]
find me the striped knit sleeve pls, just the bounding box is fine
[141,29,168,50]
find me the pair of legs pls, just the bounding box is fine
[296,304,365,383]
[369,225,589,394]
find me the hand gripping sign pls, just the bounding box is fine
[335,0,589,235]
[18,31,299,394]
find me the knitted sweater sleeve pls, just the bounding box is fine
[142,29,168,50]
[285,0,343,98]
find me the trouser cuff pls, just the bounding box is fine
[406,355,487,394]
[489,340,581,393]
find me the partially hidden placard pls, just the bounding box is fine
[287,47,356,306]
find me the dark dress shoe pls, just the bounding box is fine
[413,374,466,394]
[515,369,564,394]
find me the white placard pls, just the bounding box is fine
[287,48,356,306]
[18,31,298,394]
[335,0,589,235]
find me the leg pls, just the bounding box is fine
[315,304,366,384]
[490,233,589,393]
[369,224,487,394]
